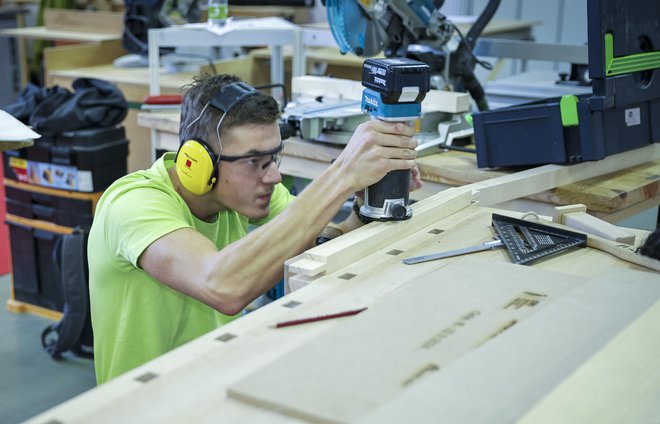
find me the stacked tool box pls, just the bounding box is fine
[2,126,127,315]
[473,0,660,168]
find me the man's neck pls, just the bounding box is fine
[167,167,225,222]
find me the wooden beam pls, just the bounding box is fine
[291,75,470,114]
[231,259,588,424]
[515,300,660,424]
[285,188,472,284]
[358,269,660,424]
[43,8,124,35]
[43,40,126,74]
[562,211,636,244]
[23,206,658,424]
[469,144,660,206]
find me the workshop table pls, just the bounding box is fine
[137,111,660,225]
[23,200,660,424]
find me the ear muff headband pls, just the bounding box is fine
[176,82,260,195]
[175,140,219,195]
[210,82,259,113]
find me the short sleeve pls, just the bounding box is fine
[99,185,193,269]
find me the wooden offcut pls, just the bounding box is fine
[230,259,587,424]
[356,269,660,424]
[43,8,124,35]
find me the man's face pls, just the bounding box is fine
[213,121,283,219]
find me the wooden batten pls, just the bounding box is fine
[44,9,124,35]
[284,188,472,286]
[563,212,636,245]
[43,39,127,74]
[470,143,660,207]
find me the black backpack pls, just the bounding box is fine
[41,228,93,360]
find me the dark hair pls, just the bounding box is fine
[178,74,280,152]
[638,229,660,260]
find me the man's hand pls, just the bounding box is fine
[332,120,418,193]
[353,161,423,202]
[410,163,424,192]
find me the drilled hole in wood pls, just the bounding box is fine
[387,249,403,256]
[216,333,237,342]
[339,273,356,280]
[428,229,444,234]
[402,363,440,387]
[282,300,302,308]
[135,372,159,383]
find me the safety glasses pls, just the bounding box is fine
[219,142,284,177]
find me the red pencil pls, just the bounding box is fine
[272,307,368,329]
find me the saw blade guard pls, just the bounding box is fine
[326,0,366,55]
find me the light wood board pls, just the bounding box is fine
[22,205,657,424]
[357,268,660,424]
[515,299,660,424]
[229,259,587,424]
[43,8,123,35]
[138,110,660,218]
[0,26,120,42]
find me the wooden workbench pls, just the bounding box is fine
[138,111,660,224]
[0,9,123,42]
[23,197,660,423]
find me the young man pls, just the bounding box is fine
[88,74,422,384]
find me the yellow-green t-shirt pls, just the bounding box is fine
[88,152,294,384]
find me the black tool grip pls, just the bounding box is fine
[366,169,410,208]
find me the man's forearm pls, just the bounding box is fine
[205,162,355,310]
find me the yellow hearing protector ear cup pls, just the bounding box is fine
[175,140,218,195]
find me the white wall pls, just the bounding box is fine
[448,0,588,75]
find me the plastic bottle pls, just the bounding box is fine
[208,0,228,27]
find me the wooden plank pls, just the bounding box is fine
[137,105,660,219]
[47,65,194,101]
[5,213,75,235]
[0,141,32,151]
[291,76,470,113]
[286,145,660,284]
[562,211,636,244]
[470,144,660,206]
[44,8,123,35]
[6,298,63,321]
[552,204,587,222]
[43,40,126,73]
[21,206,656,424]
[0,26,120,42]
[532,160,660,214]
[138,113,181,135]
[284,188,472,281]
[416,148,504,185]
[515,300,660,424]
[357,269,660,424]
[124,109,156,172]
[229,5,313,23]
[230,259,587,424]
[591,195,660,223]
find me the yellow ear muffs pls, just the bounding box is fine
[175,140,218,195]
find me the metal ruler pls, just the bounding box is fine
[403,213,587,265]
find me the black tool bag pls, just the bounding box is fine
[2,83,72,125]
[41,228,94,360]
[4,78,128,138]
[30,78,128,136]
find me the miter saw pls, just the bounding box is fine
[283,74,473,155]
[282,0,499,155]
[323,0,500,112]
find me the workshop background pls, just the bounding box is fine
[0,0,656,423]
